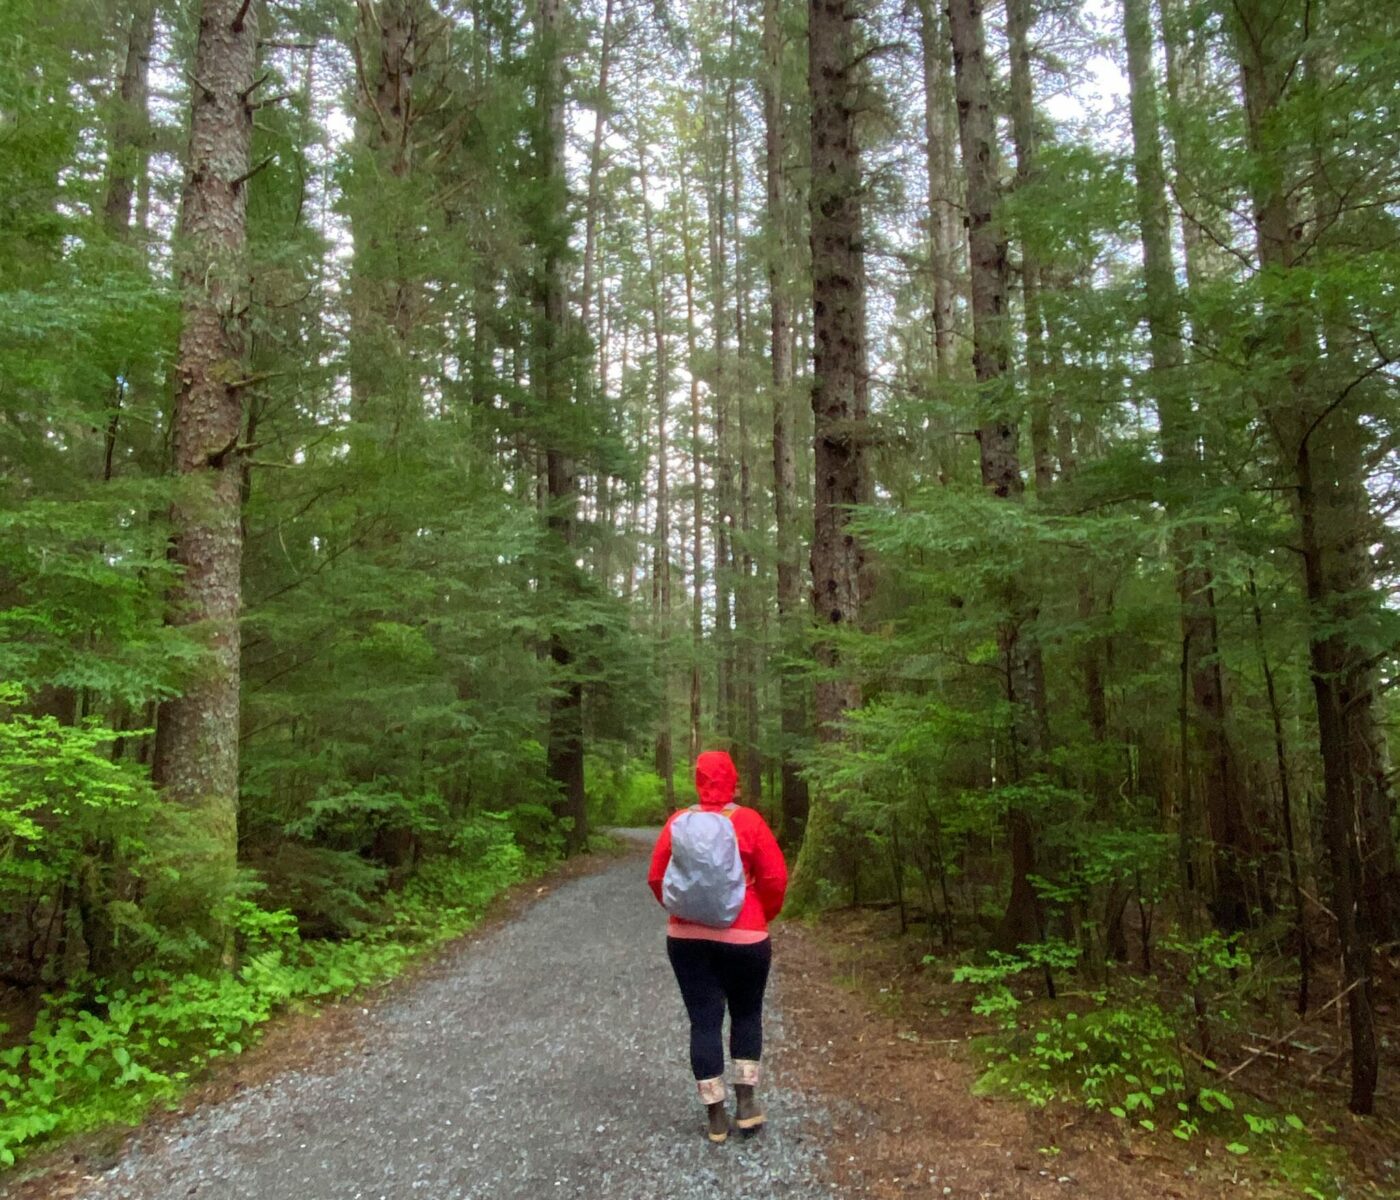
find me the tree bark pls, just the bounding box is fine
[103,0,155,238]
[948,0,1044,952]
[915,0,955,378]
[1123,0,1251,934]
[764,0,809,843]
[1004,0,1052,493]
[704,102,737,742]
[1230,0,1377,1114]
[807,0,867,736]
[640,143,675,807]
[151,0,259,968]
[681,170,705,766]
[535,0,587,852]
[578,0,615,328]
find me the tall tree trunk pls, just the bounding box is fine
[1004,0,1052,493]
[640,144,675,808]
[704,104,737,743]
[915,0,955,379]
[78,0,159,982]
[151,0,259,968]
[1230,0,1377,1114]
[348,0,422,428]
[1123,0,1251,933]
[764,0,809,843]
[681,170,705,766]
[348,0,426,873]
[103,0,155,238]
[948,0,1044,953]
[536,0,587,852]
[790,0,869,901]
[721,18,763,801]
[1247,570,1310,1013]
[807,0,867,737]
[578,0,614,328]
[1157,0,1211,292]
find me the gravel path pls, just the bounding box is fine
[74,838,837,1200]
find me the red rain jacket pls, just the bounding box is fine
[647,750,789,936]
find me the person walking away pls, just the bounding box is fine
[648,750,789,1143]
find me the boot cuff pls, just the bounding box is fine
[696,1076,726,1105]
[732,1058,761,1086]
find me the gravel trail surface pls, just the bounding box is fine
[75,838,836,1200]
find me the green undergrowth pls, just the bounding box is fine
[586,756,670,828]
[0,815,583,1172]
[951,944,1349,1198]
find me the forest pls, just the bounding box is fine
[1,0,1397,1182]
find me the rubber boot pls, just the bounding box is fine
[697,1077,729,1143]
[733,1059,765,1132]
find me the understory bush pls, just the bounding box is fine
[955,946,1338,1193]
[0,812,534,1170]
[586,757,668,827]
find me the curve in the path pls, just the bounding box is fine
[75,842,836,1200]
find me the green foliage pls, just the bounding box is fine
[950,940,1081,1030]
[0,814,532,1169]
[957,947,1339,1185]
[973,994,1186,1122]
[586,757,669,827]
[0,688,168,970]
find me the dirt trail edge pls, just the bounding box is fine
[57,833,835,1200]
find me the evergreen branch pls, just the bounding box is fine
[250,517,389,608]
[350,37,391,141]
[184,69,216,100]
[226,371,287,390]
[844,40,906,75]
[205,434,240,467]
[229,155,275,189]
[240,72,271,102]
[1298,354,1393,456]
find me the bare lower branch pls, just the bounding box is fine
[229,155,274,188]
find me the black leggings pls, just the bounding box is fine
[666,936,772,1081]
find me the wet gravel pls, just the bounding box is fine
[75,836,836,1200]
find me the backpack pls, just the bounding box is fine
[661,804,747,927]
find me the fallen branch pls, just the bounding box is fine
[1298,885,1337,921]
[1222,978,1365,1082]
[1306,1048,1348,1085]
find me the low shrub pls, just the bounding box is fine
[586,758,669,827]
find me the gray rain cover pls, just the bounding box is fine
[661,808,746,927]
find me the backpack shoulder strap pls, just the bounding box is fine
[721,803,738,818]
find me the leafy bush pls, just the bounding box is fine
[963,971,1329,1179]
[586,758,669,827]
[975,996,1187,1129]
[950,940,1081,1029]
[0,687,178,977]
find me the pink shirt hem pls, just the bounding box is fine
[666,918,771,945]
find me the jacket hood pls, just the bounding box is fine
[694,750,738,809]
